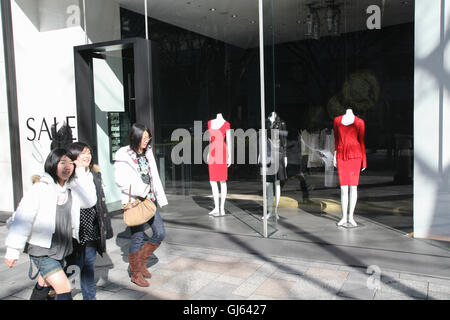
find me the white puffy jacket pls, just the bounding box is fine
[4,169,97,261]
[114,145,168,207]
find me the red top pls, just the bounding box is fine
[333,115,367,169]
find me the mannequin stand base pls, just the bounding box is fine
[261,214,279,221]
[337,222,359,228]
[208,210,219,216]
[210,210,226,217]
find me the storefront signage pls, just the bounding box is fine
[26,116,76,141]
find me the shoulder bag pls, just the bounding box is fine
[122,186,156,227]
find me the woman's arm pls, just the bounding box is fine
[114,161,150,199]
[4,185,41,262]
[70,168,97,208]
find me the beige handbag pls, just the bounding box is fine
[122,186,156,227]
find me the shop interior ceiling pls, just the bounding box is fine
[117,0,413,48]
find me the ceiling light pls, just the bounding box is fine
[232,14,237,18]
[209,8,216,12]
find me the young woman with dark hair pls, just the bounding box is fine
[3,148,97,300]
[114,123,168,287]
[64,141,113,300]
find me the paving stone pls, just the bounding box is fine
[192,281,239,299]
[101,281,127,293]
[254,278,296,299]
[428,282,450,294]
[158,270,218,295]
[373,291,419,300]
[380,279,428,299]
[270,272,302,282]
[275,264,308,276]
[215,274,246,285]
[108,288,148,300]
[232,282,259,297]
[308,262,341,270]
[427,291,450,300]
[245,273,269,286]
[271,257,311,267]
[286,278,344,300]
[400,273,450,286]
[203,254,241,264]
[224,262,261,279]
[346,272,371,284]
[247,294,278,300]
[380,271,401,283]
[95,289,116,300]
[3,295,25,300]
[333,295,357,300]
[0,280,35,300]
[254,264,278,276]
[337,281,376,300]
[162,257,201,272]
[139,288,190,300]
[306,267,349,280]
[193,259,233,274]
[10,287,33,300]
[338,266,368,273]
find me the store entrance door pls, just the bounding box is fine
[74,38,155,210]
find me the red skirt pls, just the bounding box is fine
[337,157,362,186]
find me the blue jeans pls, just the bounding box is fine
[66,246,97,300]
[130,208,165,254]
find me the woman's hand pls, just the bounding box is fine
[74,157,90,169]
[4,258,17,268]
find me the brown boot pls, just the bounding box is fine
[140,242,160,278]
[128,251,149,287]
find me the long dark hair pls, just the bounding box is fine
[129,123,151,154]
[68,142,94,171]
[44,148,75,183]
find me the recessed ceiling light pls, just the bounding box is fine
[232,14,238,18]
[251,20,256,24]
[210,8,216,11]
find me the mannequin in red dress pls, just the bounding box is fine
[207,113,231,217]
[333,109,366,227]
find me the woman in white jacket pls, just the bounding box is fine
[114,123,168,287]
[4,148,97,300]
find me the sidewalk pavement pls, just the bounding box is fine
[1,222,450,300]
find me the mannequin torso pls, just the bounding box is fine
[341,109,355,126]
[207,113,230,217]
[211,113,226,130]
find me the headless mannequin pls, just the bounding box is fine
[333,109,365,227]
[263,112,288,220]
[208,113,231,216]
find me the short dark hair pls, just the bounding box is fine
[129,123,151,153]
[44,148,75,183]
[68,142,94,170]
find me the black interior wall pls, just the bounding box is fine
[120,7,414,182]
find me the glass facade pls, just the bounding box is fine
[264,0,415,239]
[5,1,424,241]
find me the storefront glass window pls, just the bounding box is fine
[266,0,414,241]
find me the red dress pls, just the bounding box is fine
[333,115,367,186]
[208,120,230,181]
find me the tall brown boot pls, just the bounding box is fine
[140,242,160,278]
[128,251,149,287]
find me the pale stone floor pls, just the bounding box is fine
[1,237,449,301]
